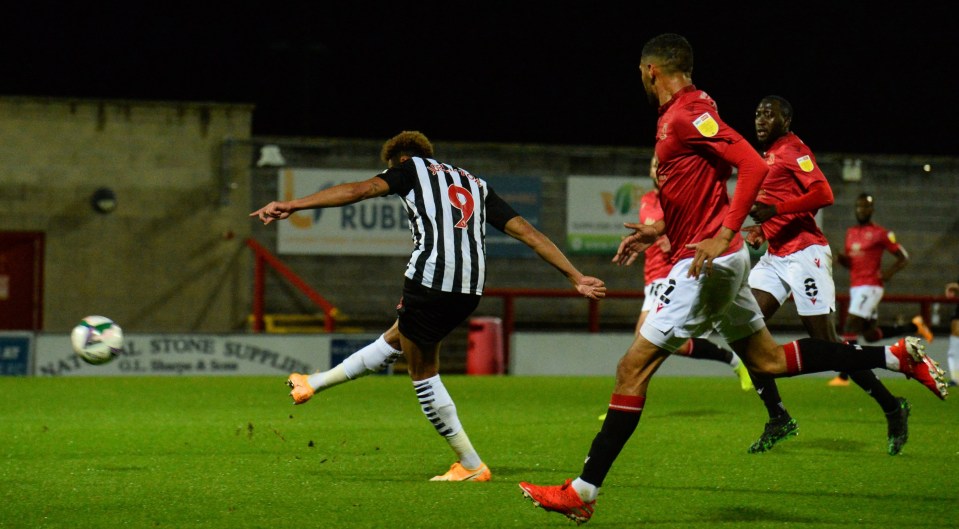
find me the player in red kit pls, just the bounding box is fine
[600,157,752,421]
[517,34,947,525]
[635,156,752,386]
[744,96,910,455]
[946,280,959,387]
[829,193,934,385]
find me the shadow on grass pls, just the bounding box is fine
[702,505,821,524]
[637,482,950,505]
[796,437,870,453]
[650,408,726,418]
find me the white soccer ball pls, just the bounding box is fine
[71,315,123,365]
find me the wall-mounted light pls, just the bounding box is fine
[841,158,862,182]
[91,187,118,214]
[257,145,286,167]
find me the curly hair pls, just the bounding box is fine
[380,131,435,164]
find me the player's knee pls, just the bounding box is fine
[616,343,664,379]
[383,323,402,349]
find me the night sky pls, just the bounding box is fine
[3,2,954,156]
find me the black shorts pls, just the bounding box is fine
[396,278,481,344]
[953,301,959,321]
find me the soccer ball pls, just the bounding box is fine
[71,315,123,365]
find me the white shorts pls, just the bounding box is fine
[641,279,670,313]
[640,246,765,353]
[848,285,884,319]
[748,244,836,316]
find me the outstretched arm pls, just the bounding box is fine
[612,220,665,266]
[250,176,390,225]
[504,216,606,299]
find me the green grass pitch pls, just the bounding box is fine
[1,374,956,528]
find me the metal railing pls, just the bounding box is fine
[482,287,958,364]
[246,238,339,333]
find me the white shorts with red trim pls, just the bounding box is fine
[847,285,884,320]
[748,244,835,316]
[641,278,670,314]
[639,246,765,353]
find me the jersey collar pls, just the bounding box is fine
[658,84,698,115]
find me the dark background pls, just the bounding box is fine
[3,2,954,155]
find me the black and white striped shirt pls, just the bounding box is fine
[379,157,518,295]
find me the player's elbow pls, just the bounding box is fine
[346,181,380,203]
[821,193,834,208]
[818,184,834,207]
[505,216,534,239]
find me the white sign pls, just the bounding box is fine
[276,168,411,255]
[566,176,651,255]
[34,333,379,377]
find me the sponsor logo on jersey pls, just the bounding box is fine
[693,112,719,137]
[797,155,814,172]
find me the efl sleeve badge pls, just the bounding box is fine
[796,155,815,172]
[692,113,719,137]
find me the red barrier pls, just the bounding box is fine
[466,317,505,375]
[246,238,339,333]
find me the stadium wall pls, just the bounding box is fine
[0,96,255,332]
[1,96,955,350]
[247,137,959,335]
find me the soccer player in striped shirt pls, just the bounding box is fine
[251,131,606,482]
[519,33,946,525]
[744,96,909,455]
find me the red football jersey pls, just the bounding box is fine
[653,85,750,263]
[757,132,831,256]
[639,190,671,283]
[845,222,901,287]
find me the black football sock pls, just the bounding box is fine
[580,394,644,487]
[834,336,859,380]
[781,338,885,375]
[750,373,790,420]
[847,369,900,413]
[687,338,734,363]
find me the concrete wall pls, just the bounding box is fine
[0,97,254,332]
